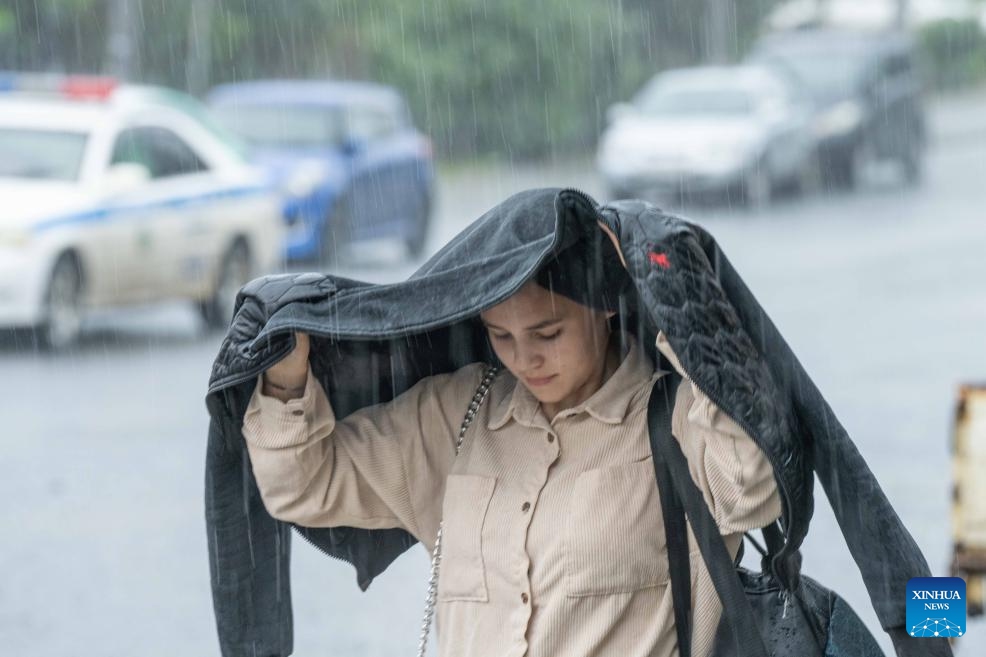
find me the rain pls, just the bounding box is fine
[1,0,985,655]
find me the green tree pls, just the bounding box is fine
[0,0,104,72]
[325,0,649,159]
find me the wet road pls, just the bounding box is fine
[2,99,985,655]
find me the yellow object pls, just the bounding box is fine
[951,384,986,616]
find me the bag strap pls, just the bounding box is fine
[649,371,692,657]
[647,373,770,657]
[416,365,499,657]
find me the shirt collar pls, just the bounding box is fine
[487,334,654,430]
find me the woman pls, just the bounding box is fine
[241,224,782,657]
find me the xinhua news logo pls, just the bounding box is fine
[907,577,966,638]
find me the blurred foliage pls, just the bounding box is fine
[0,0,104,73]
[342,0,647,160]
[0,0,782,160]
[917,18,986,92]
[0,8,12,35]
[625,0,778,66]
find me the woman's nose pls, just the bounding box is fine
[514,343,543,370]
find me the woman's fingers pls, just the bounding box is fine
[295,331,310,355]
[289,332,311,367]
[265,332,310,390]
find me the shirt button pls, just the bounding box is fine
[291,409,304,417]
[521,502,531,513]
[521,592,529,604]
[547,435,555,443]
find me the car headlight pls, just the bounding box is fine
[283,160,330,198]
[815,100,864,139]
[0,227,33,247]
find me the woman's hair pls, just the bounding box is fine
[534,228,633,314]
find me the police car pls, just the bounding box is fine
[0,74,284,350]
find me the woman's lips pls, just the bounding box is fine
[526,375,556,387]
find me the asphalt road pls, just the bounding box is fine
[2,103,985,655]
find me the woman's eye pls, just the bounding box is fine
[536,331,561,341]
[491,333,511,341]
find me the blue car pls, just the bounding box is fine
[208,80,435,262]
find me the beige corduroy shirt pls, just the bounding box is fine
[243,334,782,657]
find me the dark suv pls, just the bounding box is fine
[749,29,926,188]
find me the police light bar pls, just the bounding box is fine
[0,72,118,100]
[61,76,118,100]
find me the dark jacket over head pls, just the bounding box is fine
[205,188,941,656]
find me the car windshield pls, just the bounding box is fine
[153,90,252,159]
[635,85,755,117]
[760,51,868,100]
[0,128,88,181]
[212,103,342,149]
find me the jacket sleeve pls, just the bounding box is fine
[656,333,782,534]
[242,362,486,542]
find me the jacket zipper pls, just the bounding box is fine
[293,524,361,569]
[564,186,599,209]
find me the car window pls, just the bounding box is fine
[153,90,252,159]
[212,103,344,149]
[346,105,399,142]
[635,85,756,117]
[0,128,88,181]
[111,126,209,179]
[756,50,869,101]
[881,53,913,79]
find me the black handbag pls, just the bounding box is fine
[647,373,886,657]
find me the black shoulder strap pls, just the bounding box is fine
[647,374,770,657]
[649,371,692,657]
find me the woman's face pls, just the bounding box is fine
[480,281,614,415]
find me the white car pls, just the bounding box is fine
[597,65,815,205]
[0,75,284,349]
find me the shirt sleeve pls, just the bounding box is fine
[242,362,487,542]
[655,333,783,535]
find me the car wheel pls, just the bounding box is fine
[901,138,923,186]
[743,162,772,209]
[821,144,861,190]
[788,150,821,197]
[405,190,431,260]
[38,254,84,352]
[319,197,352,267]
[838,139,873,190]
[199,241,251,331]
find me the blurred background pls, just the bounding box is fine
[1,0,985,654]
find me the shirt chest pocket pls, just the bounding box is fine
[437,474,496,603]
[565,458,669,597]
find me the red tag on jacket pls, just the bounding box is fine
[649,252,671,269]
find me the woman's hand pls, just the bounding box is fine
[597,220,627,270]
[262,332,310,402]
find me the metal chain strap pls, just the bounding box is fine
[416,365,499,657]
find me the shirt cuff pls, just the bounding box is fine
[243,363,322,449]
